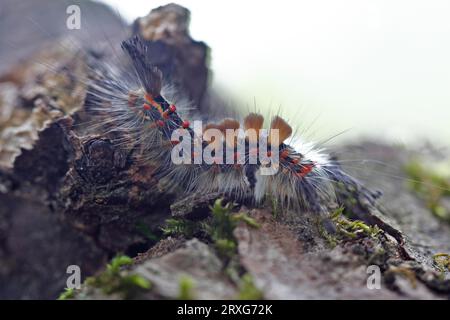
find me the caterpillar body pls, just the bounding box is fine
[85,35,382,224]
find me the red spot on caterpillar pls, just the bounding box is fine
[144,93,163,113]
[298,164,314,177]
[144,93,153,103]
[171,140,180,146]
[169,104,177,113]
[143,104,151,111]
[182,120,190,129]
[267,151,272,157]
[157,120,165,127]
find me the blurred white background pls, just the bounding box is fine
[101,0,450,146]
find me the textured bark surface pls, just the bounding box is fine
[0,3,449,300]
[132,3,210,111]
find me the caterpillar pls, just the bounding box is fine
[85,35,383,228]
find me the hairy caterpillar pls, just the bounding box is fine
[85,35,382,226]
[1,2,402,240]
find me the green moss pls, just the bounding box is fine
[206,199,259,259]
[207,200,264,298]
[330,207,381,240]
[209,199,238,238]
[233,213,260,229]
[318,221,338,247]
[161,199,258,260]
[385,266,417,289]
[433,253,450,272]
[208,199,259,238]
[178,275,196,300]
[214,238,237,259]
[264,195,280,219]
[57,287,75,300]
[161,218,203,238]
[405,159,450,223]
[85,255,151,298]
[108,255,133,271]
[161,199,263,297]
[237,274,263,300]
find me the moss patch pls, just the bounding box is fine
[237,273,263,300]
[405,159,450,223]
[161,218,204,238]
[320,207,381,247]
[161,198,259,259]
[331,207,381,240]
[161,199,263,298]
[433,253,450,272]
[57,287,75,300]
[206,199,260,259]
[84,255,151,298]
[177,275,196,300]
